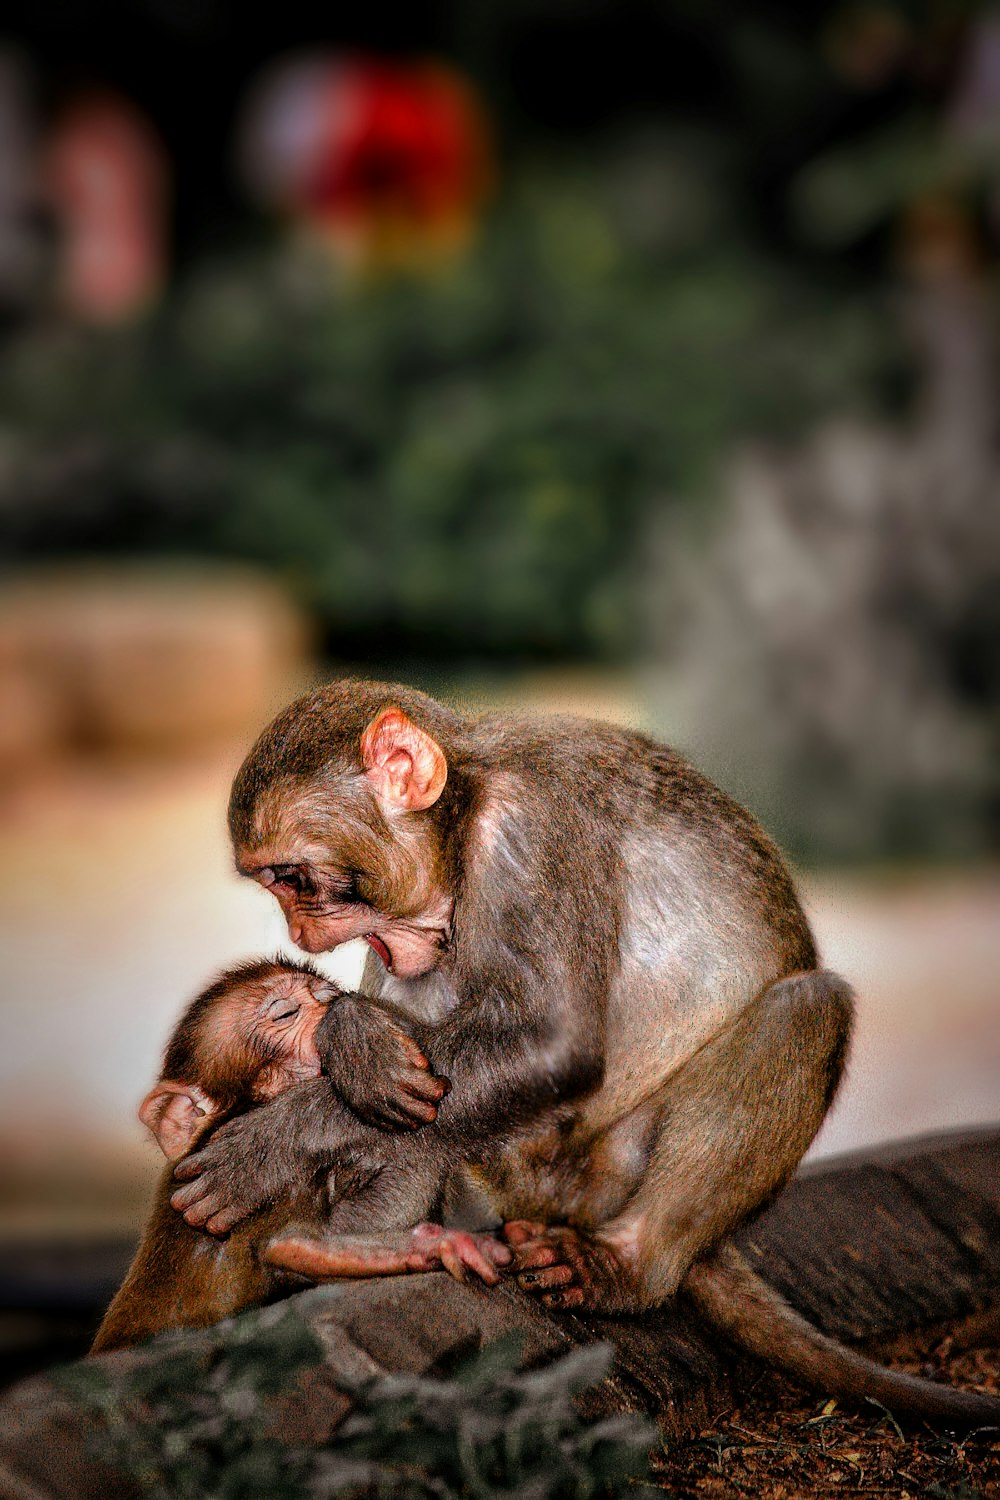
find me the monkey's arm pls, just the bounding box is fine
[430,800,615,1132]
[171,1080,364,1233]
[321,906,608,1139]
[428,958,605,1136]
[314,992,451,1130]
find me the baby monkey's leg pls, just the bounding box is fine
[266,1138,512,1286]
[265,1225,512,1285]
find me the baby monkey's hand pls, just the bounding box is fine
[171,1081,329,1234]
[316,995,450,1131]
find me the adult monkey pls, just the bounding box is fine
[173,681,998,1425]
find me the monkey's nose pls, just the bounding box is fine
[288,922,304,947]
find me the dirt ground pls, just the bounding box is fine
[654,1320,1000,1499]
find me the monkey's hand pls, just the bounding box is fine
[171,1080,334,1234]
[266,1223,513,1286]
[316,994,450,1130]
[503,1220,642,1313]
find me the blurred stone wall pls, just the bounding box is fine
[0,563,310,775]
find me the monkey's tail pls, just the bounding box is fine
[684,1241,1000,1429]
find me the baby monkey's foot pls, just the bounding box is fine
[265,1223,512,1286]
[409,1223,512,1284]
[503,1220,635,1311]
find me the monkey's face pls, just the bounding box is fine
[233,704,455,979]
[234,972,336,1101]
[238,854,452,980]
[141,965,339,1160]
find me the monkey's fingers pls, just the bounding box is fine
[399,1070,450,1104]
[172,1153,208,1182]
[518,1264,575,1292]
[169,1158,254,1235]
[369,1093,440,1130]
[169,1178,216,1219]
[373,1069,450,1128]
[399,1037,432,1071]
[205,1207,244,1235]
[169,1183,230,1233]
[502,1219,549,1247]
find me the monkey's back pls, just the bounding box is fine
[466,715,817,1129]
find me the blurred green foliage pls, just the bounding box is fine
[0,142,902,662]
[57,1305,657,1499]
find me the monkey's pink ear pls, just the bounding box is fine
[361,709,447,811]
[138,1082,216,1161]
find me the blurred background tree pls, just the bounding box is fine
[0,0,997,858]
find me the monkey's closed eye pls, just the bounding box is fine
[268,1003,302,1023]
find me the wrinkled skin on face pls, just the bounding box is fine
[233,703,456,981]
[234,971,337,1101]
[239,857,453,982]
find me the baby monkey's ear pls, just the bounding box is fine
[139,1081,217,1161]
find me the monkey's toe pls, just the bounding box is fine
[502,1220,550,1247]
[411,1226,510,1285]
[509,1241,561,1272]
[518,1264,574,1291]
[542,1287,585,1309]
[437,1242,470,1283]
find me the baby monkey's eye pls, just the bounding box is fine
[267,1000,302,1023]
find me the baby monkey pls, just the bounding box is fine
[92,959,508,1353]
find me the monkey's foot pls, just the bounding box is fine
[503,1220,636,1311]
[265,1223,513,1286]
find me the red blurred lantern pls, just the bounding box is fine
[239,54,493,270]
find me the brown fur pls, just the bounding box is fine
[171,681,1000,1426]
[161,957,326,1110]
[92,960,462,1354]
[91,1167,329,1354]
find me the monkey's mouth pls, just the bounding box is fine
[365,934,393,972]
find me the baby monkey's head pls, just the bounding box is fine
[140,958,339,1162]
